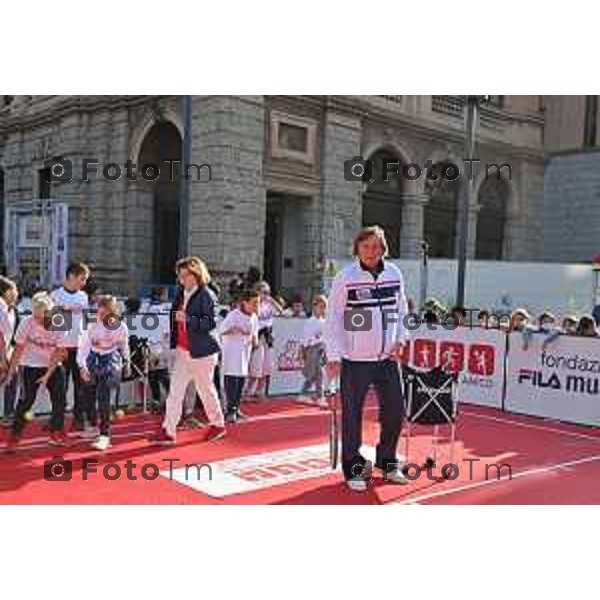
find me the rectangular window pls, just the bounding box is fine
[38,168,51,199]
[278,123,309,154]
[584,95,598,148]
[270,112,317,163]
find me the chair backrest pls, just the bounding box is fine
[401,364,457,424]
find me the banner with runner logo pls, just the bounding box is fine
[269,318,308,396]
[267,318,505,406]
[505,332,600,426]
[401,325,506,408]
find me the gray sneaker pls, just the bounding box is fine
[382,467,409,485]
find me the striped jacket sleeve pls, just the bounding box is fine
[324,271,347,362]
[395,271,410,344]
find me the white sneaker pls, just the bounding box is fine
[383,467,409,485]
[91,435,112,451]
[346,478,368,493]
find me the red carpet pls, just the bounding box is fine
[2,397,600,504]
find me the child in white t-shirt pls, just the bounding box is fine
[4,292,69,449]
[247,282,283,399]
[50,262,91,432]
[219,289,259,423]
[77,295,130,451]
[300,295,328,406]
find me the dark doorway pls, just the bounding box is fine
[263,195,284,292]
[424,164,460,258]
[476,177,509,259]
[362,148,404,258]
[138,121,182,283]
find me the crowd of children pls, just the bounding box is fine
[0,257,337,453]
[0,262,134,452]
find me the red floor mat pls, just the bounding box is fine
[2,399,600,504]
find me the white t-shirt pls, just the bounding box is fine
[50,286,90,348]
[15,316,69,368]
[218,308,259,377]
[257,297,277,329]
[77,321,130,368]
[148,326,172,371]
[0,298,17,357]
[303,316,325,347]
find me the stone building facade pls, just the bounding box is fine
[0,95,546,298]
[542,95,600,263]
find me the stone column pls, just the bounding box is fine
[190,96,266,284]
[466,200,480,259]
[320,109,362,261]
[399,179,424,258]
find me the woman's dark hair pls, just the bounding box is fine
[0,275,17,300]
[577,316,597,335]
[66,262,91,279]
[124,297,142,314]
[245,266,262,287]
[239,288,261,304]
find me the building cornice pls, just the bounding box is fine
[0,95,166,133]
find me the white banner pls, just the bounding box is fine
[269,318,307,396]
[401,325,506,408]
[267,319,506,407]
[505,332,600,426]
[50,203,69,285]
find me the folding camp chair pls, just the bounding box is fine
[401,364,459,478]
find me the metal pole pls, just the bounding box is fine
[419,240,429,312]
[456,97,478,307]
[179,95,192,257]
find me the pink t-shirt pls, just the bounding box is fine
[15,316,69,368]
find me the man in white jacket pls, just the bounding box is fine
[324,226,410,492]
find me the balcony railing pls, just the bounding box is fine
[431,95,463,117]
[377,95,403,104]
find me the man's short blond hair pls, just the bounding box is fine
[352,226,389,257]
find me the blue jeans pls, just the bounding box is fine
[85,352,121,436]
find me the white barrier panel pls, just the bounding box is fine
[402,325,506,409]
[269,318,307,396]
[267,319,506,407]
[505,333,600,426]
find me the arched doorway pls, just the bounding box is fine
[423,163,460,258]
[362,148,405,258]
[476,177,509,259]
[137,121,182,283]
